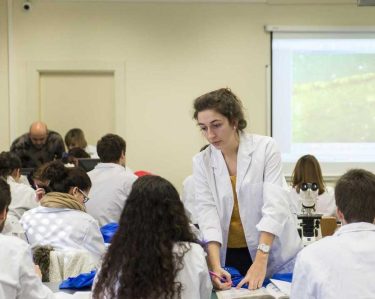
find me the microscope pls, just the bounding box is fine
[297,182,322,246]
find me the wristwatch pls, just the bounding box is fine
[257,243,270,254]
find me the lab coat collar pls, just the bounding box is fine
[94,162,125,170]
[236,133,255,189]
[335,222,375,236]
[209,133,256,190]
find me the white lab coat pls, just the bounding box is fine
[2,214,27,241]
[94,242,212,299]
[7,176,39,220]
[0,234,54,299]
[291,222,375,299]
[20,206,106,265]
[193,133,302,277]
[86,163,137,226]
[181,175,198,224]
[289,186,337,217]
[175,242,213,299]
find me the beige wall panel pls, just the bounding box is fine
[39,72,115,146]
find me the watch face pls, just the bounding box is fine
[258,244,270,253]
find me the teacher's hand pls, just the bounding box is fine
[210,267,232,290]
[236,253,268,290]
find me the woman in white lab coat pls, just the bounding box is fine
[290,154,336,217]
[93,175,212,299]
[21,161,105,265]
[192,88,302,290]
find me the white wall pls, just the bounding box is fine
[1,0,374,190]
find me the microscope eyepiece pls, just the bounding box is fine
[301,182,318,192]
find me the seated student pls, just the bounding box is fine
[86,134,137,226]
[291,169,375,299]
[20,161,105,265]
[290,154,336,217]
[0,151,40,220]
[65,128,98,158]
[0,179,54,299]
[181,145,209,225]
[92,175,212,299]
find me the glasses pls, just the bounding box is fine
[78,188,90,203]
[301,182,318,192]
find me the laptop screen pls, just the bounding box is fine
[77,158,100,172]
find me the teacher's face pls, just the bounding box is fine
[197,109,237,151]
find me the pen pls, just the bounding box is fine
[209,271,230,283]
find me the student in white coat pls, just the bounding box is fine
[289,154,336,217]
[0,178,54,299]
[0,151,41,220]
[93,175,212,299]
[21,161,105,265]
[291,168,375,299]
[181,145,209,225]
[86,134,137,226]
[192,88,302,290]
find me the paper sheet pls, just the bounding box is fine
[215,287,274,299]
[270,279,291,296]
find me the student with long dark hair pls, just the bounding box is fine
[93,175,212,299]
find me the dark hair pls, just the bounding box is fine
[62,147,90,165]
[193,88,247,131]
[68,147,90,159]
[291,154,325,195]
[41,161,91,193]
[335,169,375,223]
[200,144,209,152]
[65,128,88,149]
[93,175,198,299]
[0,179,11,212]
[97,134,126,163]
[0,151,22,178]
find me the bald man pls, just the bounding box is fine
[10,121,65,168]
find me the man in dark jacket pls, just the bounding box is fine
[10,121,65,168]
